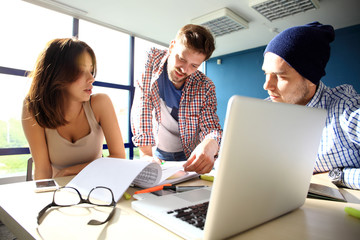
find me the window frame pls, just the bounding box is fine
[0,17,136,177]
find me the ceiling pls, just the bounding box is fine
[24,0,360,58]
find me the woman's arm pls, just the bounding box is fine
[91,93,126,159]
[21,101,53,180]
[54,162,91,178]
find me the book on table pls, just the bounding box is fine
[66,157,198,202]
[307,183,346,202]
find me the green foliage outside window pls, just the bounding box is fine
[0,118,28,148]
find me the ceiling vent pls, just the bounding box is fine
[249,0,320,21]
[191,8,249,37]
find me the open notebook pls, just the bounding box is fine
[132,95,327,240]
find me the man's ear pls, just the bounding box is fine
[306,79,317,88]
[306,78,318,97]
[169,40,176,53]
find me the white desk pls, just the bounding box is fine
[0,174,359,240]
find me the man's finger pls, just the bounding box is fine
[183,154,196,168]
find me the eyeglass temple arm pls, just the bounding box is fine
[87,205,116,225]
[37,203,54,224]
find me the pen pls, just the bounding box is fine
[163,186,207,192]
[134,183,172,194]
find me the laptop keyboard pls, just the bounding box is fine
[167,201,209,230]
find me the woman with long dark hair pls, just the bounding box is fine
[22,38,125,180]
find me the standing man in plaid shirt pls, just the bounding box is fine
[262,22,360,190]
[131,24,222,174]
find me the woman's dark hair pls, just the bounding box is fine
[25,38,96,128]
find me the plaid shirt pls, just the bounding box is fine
[131,48,222,158]
[308,81,360,189]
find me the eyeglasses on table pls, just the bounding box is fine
[37,186,116,225]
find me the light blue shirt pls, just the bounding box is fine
[308,81,360,189]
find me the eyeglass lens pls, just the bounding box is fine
[54,187,81,206]
[88,187,114,206]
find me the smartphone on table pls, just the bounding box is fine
[34,179,59,193]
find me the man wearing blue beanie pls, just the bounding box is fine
[262,22,360,190]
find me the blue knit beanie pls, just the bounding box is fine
[264,22,335,85]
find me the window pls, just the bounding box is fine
[0,0,73,178]
[78,20,132,145]
[0,74,30,148]
[0,1,169,180]
[0,0,72,71]
[92,86,130,143]
[134,37,167,80]
[0,73,31,175]
[78,20,130,85]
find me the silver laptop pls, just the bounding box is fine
[131,95,327,240]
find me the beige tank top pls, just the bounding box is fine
[45,100,104,177]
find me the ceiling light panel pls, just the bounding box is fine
[249,0,320,21]
[191,8,249,37]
